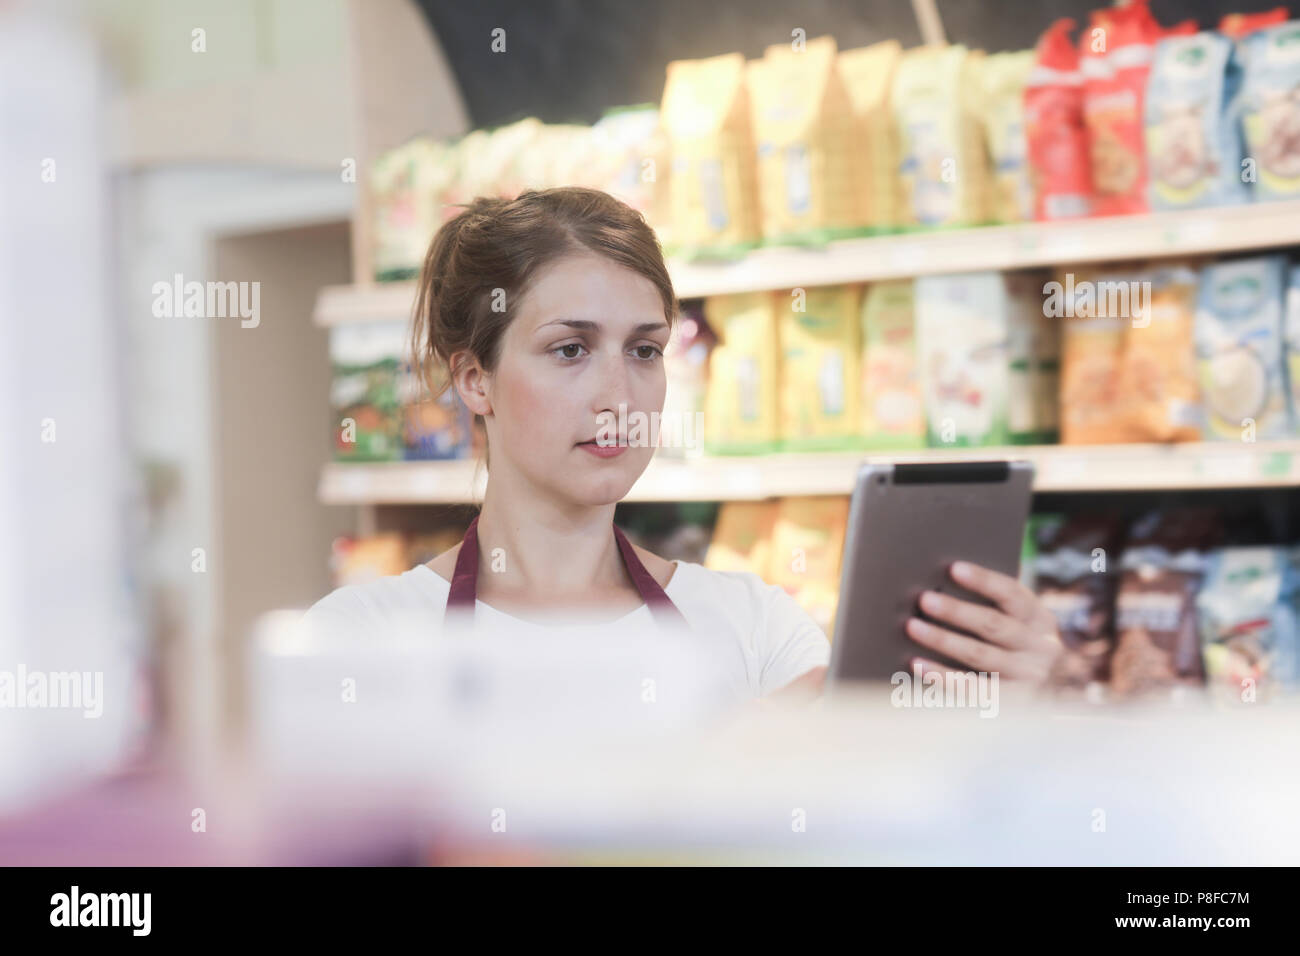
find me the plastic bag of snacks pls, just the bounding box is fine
[767,496,851,637]
[1117,263,1203,442]
[1195,255,1290,441]
[702,292,780,453]
[329,533,410,588]
[1056,264,1141,444]
[1079,0,1195,217]
[585,106,663,218]
[892,45,991,229]
[659,303,716,459]
[1110,508,1221,699]
[1145,31,1250,210]
[1240,19,1300,201]
[506,123,590,194]
[1025,19,1093,220]
[398,356,472,461]
[777,285,861,451]
[837,40,903,233]
[660,52,762,258]
[1287,265,1300,430]
[1220,8,1290,39]
[859,280,924,449]
[980,50,1037,223]
[330,323,405,462]
[1005,270,1059,444]
[1196,545,1300,703]
[370,138,460,282]
[1033,512,1128,690]
[704,500,777,577]
[915,273,1010,447]
[747,36,860,245]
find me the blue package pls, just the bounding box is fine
[1145,31,1250,210]
[1239,20,1300,200]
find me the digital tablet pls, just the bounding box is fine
[826,460,1035,685]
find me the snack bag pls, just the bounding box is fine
[748,36,860,244]
[1079,0,1195,216]
[1033,279,1063,443]
[1110,508,1221,698]
[1118,263,1203,442]
[586,106,662,217]
[1145,31,1250,209]
[981,50,1037,222]
[330,323,404,462]
[915,273,1010,447]
[838,40,903,232]
[660,53,762,257]
[1240,20,1300,200]
[458,118,544,200]
[1025,19,1093,220]
[330,533,410,588]
[1005,270,1053,443]
[507,123,590,194]
[1055,265,1141,444]
[892,45,991,228]
[1034,512,1128,687]
[704,500,779,577]
[859,280,924,449]
[767,496,851,637]
[777,285,861,450]
[370,138,459,281]
[702,292,781,453]
[659,303,716,459]
[1195,255,1290,440]
[1220,8,1290,39]
[1197,546,1300,703]
[1286,265,1300,431]
[399,353,472,461]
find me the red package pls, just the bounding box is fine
[1079,0,1195,217]
[1025,19,1093,220]
[1219,8,1290,39]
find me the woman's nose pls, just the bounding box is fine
[591,350,632,415]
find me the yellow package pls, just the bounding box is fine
[747,36,860,244]
[1119,264,1202,443]
[1055,266,1138,445]
[860,280,925,448]
[704,501,778,577]
[507,123,591,193]
[838,40,903,233]
[767,496,851,638]
[332,533,410,588]
[892,45,991,228]
[777,285,861,450]
[980,50,1036,223]
[370,138,460,281]
[703,292,781,454]
[660,53,762,256]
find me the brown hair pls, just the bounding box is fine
[410,187,677,407]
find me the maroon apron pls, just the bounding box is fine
[443,514,688,630]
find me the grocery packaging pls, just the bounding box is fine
[1240,19,1300,200]
[506,122,590,196]
[1025,19,1094,220]
[704,500,778,576]
[1220,8,1290,39]
[658,303,716,458]
[1195,255,1290,440]
[766,496,851,637]
[702,292,781,453]
[1110,508,1221,697]
[777,285,861,450]
[1145,31,1249,209]
[1004,270,1058,443]
[330,322,405,462]
[1196,545,1300,702]
[980,50,1037,222]
[892,44,991,228]
[1287,265,1300,429]
[1079,0,1195,217]
[585,105,666,225]
[1056,265,1141,444]
[747,36,860,244]
[399,354,472,461]
[330,533,410,588]
[1033,512,1128,687]
[915,273,1010,447]
[455,118,544,203]
[660,52,763,257]
[370,138,460,282]
[837,40,903,232]
[1117,263,1203,442]
[859,280,924,449]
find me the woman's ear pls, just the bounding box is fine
[450,350,493,417]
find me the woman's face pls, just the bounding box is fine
[482,251,671,506]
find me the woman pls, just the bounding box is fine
[305,187,1064,701]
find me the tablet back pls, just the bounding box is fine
[828,460,1034,683]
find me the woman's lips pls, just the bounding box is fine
[578,439,629,458]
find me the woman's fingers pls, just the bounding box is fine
[917,588,1030,650]
[905,615,1015,674]
[949,561,1039,622]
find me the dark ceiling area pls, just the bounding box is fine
[415,0,1292,130]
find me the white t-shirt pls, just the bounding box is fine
[302,559,830,700]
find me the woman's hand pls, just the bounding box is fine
[904,561,1063,686]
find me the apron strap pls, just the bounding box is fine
[442,513,688,630]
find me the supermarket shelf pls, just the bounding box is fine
[319,441,1300,504]
[313,201,1300,325]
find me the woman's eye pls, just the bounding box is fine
[633,345,664,361]
[554,343,587,360]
